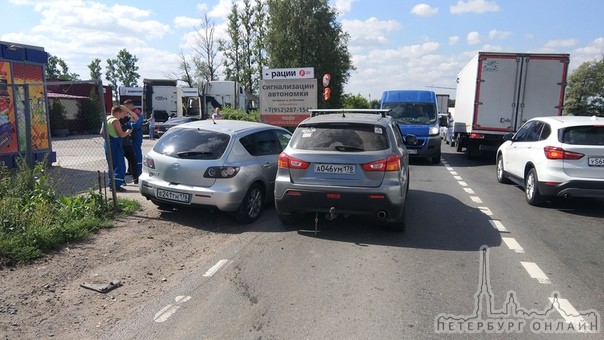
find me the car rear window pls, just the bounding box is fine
[152,128,230,159]
[560,125,604,145]
[290,123,389,151]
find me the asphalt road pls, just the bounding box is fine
[101,142,603,339]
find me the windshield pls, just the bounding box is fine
[382,102,437,125]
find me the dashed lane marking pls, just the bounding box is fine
[203,259,232,277]
[549,297,594,333]
[489,219,508,232]
[154,296,192,323]
[470,196,483,204]
[521,261,552,284]
[502,237,525,253]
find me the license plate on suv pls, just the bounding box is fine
[588,157,604,167]
[156,189,191,203]
[315,163,355,174]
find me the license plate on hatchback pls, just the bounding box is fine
[156,189,191,203]
[588,157,604,166]
[315,163,355,174]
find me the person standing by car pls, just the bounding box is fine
[120,114,138,184]
[122,99,143,179]
[100,105,131,191]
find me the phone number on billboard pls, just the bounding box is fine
[266,107,313,113]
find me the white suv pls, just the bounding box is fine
[496,116,604,205]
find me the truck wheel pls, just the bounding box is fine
[465,142,479,160]
[456,136,463,152]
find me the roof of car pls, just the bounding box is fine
[177,119,287,134]
[532,115,604,126]
[301,110,393,126]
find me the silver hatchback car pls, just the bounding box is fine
[139,120,292,223]
[274,109,414,231]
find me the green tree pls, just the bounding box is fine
[191,12,221,84]
[88,58,102,80]
[253,0,268,93]
[105,49,140,104]
[565,57,604,116]
[46,55,80,80]
[266,0,353,108]
[221,4,242,84]
[342,93,370,109]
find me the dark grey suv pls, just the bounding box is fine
[274,109,414,231]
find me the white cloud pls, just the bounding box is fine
[411,4,438,17]
[543,39,577,49]
[451,0,500,14]
[208,0,234,19]
[488,29,511,40]
[449,35,460,45]
[334,0,358,15]
[174,16,203,29]
[342,17,401,49]
[467,31,482,45]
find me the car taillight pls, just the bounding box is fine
[469,133,485,139]
[543,146,584,160]
[204,166,240,178]
[144,156,155,169]
[278,152,310,169]
[362,155,401,172]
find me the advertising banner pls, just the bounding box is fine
[0,61,17,154]
[259,78,317,126]
[12,63,49,151]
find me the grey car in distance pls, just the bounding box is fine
[139,120,292,223]
[274,109,414,231]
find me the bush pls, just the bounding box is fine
[0,159,138,264]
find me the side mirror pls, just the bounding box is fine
[502,133,514,142]
[438,116,448,127]
[405,134,418,145]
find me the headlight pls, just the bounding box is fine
[429,126,440,136]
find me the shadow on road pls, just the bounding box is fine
[291,189,502,251]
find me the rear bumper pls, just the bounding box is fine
[538,180,604,198]
[274,184,405,220]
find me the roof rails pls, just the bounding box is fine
[309,109,391,118]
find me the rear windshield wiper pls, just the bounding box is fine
[176,151,214,158]
[334,145,364,152]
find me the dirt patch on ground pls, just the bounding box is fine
[0,185,237,339]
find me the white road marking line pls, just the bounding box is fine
[458,181,468,187]
[549,297,593,333]
[154,304,180,323]
[154,296,192,323]
[464,188,475,194]
[450,171,458,176]
[203,259,231,277]
[520,262,552,284]
[470,196,483,204]
[453,175,463,180]
[502,237,525,253]
[489,219,508,232]
[478,206,492,215]
[445,166,453,171]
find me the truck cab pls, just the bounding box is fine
[380,90,444,164]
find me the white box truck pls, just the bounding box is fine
[452,52,569,158]
[142,79,202,122]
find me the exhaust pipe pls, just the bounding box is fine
[377,210,388,219]
[325,207,338,221]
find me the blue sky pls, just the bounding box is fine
[1,0,603,100]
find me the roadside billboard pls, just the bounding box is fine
[262,67,314,80]
[259,78,317,126]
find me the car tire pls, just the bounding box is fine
[496,154,511,184]
[525,168,545,206]
[431,152,441,164]
[234,183,265,224]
